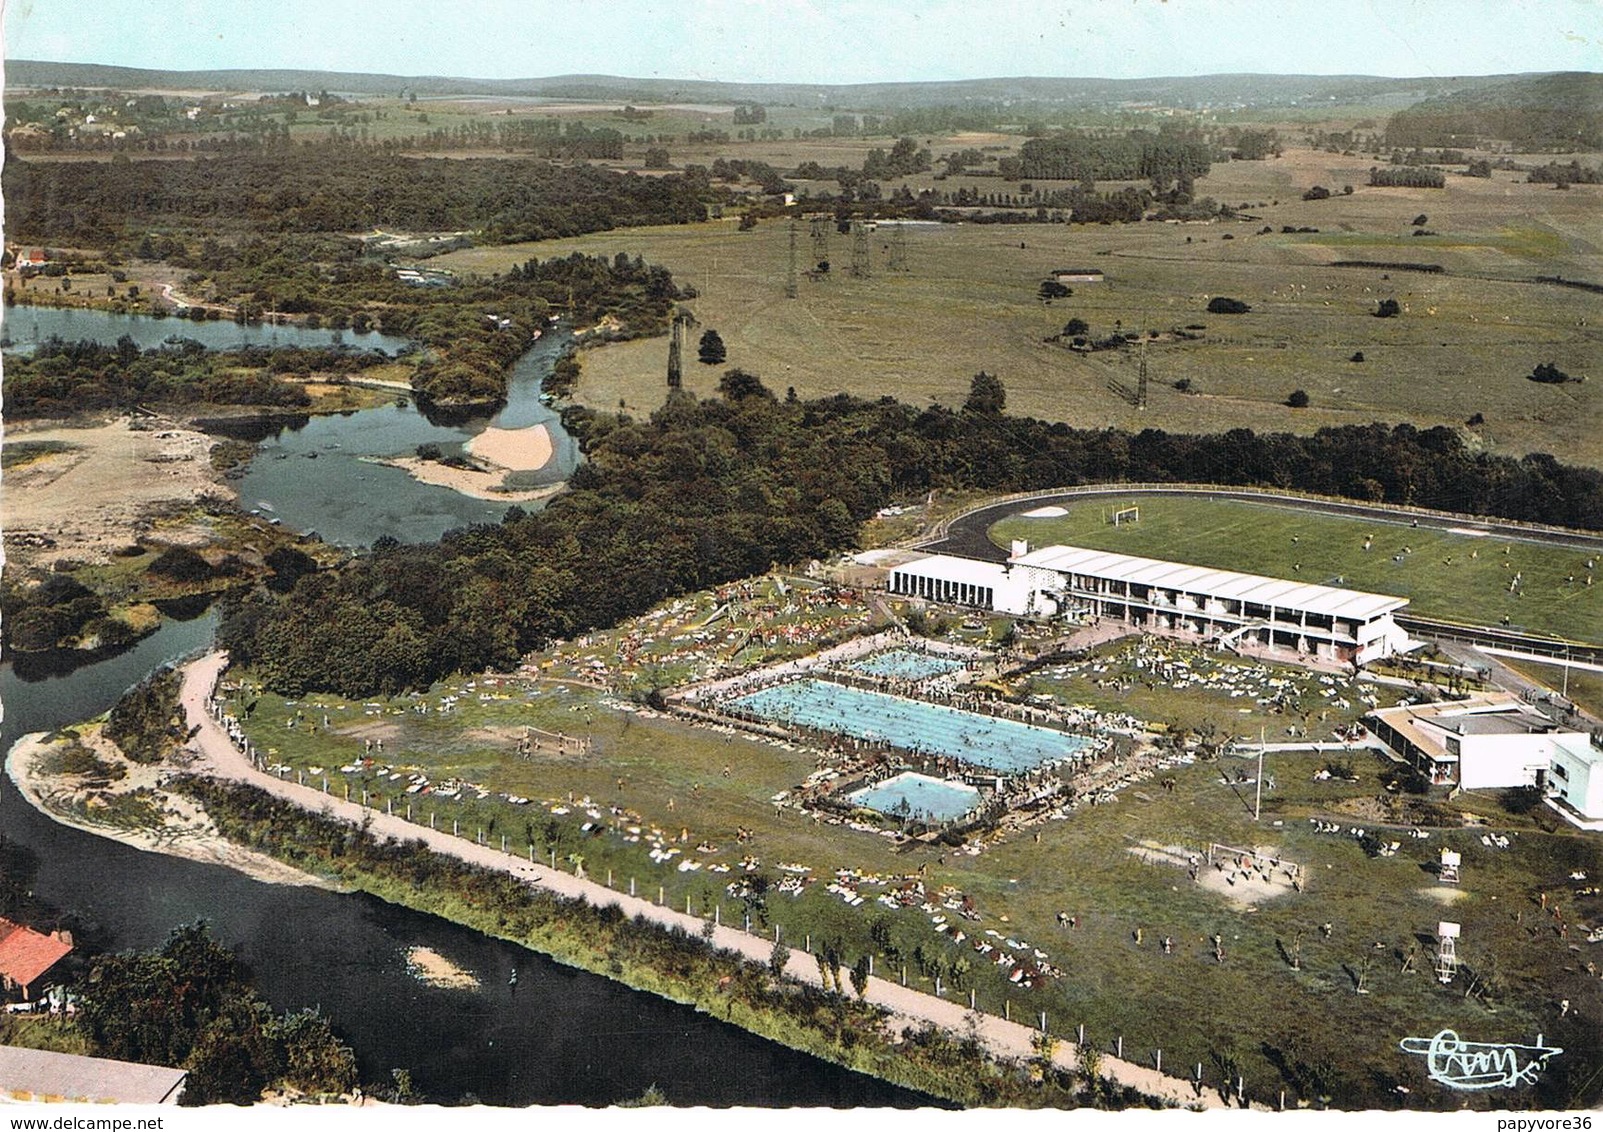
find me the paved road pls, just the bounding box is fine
[179,652,1236,1110]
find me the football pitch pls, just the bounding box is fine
[989,496,1603,643]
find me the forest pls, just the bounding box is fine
[1,150,710,245]
[220,374,1603,699]
[1003,130,1212,191]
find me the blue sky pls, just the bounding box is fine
[3,0,1599,84]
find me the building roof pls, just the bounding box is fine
[890,553,1012,585]
[1013,544,1408,621]
[0,919,71,990]
[1366,695,1583,763]
[0,1047,186,1104]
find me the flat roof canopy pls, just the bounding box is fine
[1014,544,1408,622]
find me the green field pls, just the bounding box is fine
[431,148,1603,469]
[989,496,1603,643]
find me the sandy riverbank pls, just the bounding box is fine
[380,456,566,503]
[5,729,336,890]
[3,416,236,569]
[467,423,552,471]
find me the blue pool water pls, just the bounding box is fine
[846,649,965,681]
[726,679,1092,773]
[850,773,979,821]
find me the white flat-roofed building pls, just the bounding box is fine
[886,554,1063,618]
[1366,694,1603,821]
[1010,544,1411,665]
[1549,735,1603,822]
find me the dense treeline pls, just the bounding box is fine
[222,377,1603,698]
[76,922,357,1104]
[1527,161,1602,186]
[1004,130,1211,190]
[2,151,709,246]
[2,336,316,418]
[1383,72,1603,150]
[104,667,187,765]
[1368,166,1446,188]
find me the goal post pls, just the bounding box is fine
[1112,506,1140,526]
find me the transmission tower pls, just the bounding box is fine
[888,223,908,272]
[850,220,871,279]
[667,313,684,390]
[809,218,831,274]
[786,218,799,299]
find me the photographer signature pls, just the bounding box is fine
[1399,1030,1562,1090]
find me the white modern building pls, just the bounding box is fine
[1365,695,1603,821]
[885,554,1063,618]
[886,543,1414,666]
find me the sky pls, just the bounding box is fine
[2,0,1599,85]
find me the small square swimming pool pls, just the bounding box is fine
[846,649,966,681]
[849,772,979,821]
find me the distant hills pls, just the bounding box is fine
[1384,71,1603,149]
[3,60,1577,114]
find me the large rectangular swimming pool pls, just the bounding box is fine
[850,772,980,822]
[726,678,1092,773]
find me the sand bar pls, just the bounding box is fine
[466,424,553,471]
[381,456,565,504]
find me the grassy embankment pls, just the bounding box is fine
[216,579,1603,1108]
[989,496,1603,643]
[430,149,1603,469]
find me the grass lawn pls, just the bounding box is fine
[428,150,1603,470]
[1016,637,1376,741]
[223,574,1603,1108]
[989,496,1603,643]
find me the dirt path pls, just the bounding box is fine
[179,651,1242,1110]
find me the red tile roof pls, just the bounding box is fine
[0,918,72,990]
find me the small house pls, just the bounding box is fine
[0,918,72,1001]
[1052,268,1104,283]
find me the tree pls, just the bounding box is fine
[850,954,871,998]
[964,371,1006,415]
[697,329,726,365]
[1302,185,1332,201]
[1207,297,1251,314]
[1287,389,1311,408]
[717,368,773,402]
[1038,280,1071,303]
[1062,317,1090,337]
[1374,298,1401,318]
[768,938,791,977]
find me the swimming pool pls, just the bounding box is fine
[850,772,979,822]
[725,679,1093,773]
[846,649,966,681]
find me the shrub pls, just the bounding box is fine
[1206,297,1251,314]
[1286,389,1310,408]
[1301,185,1331,201]
[1374,299,1401,318]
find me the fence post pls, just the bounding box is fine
[1156,1049,1162,1073]
[1116,1035,1123,1059]
[1078,1023,1085,1045]
[1004,1000,1010,1022]
[969,988,976,1009]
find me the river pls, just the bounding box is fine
[0,310,928,1106]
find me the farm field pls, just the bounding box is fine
[223,589,1603,1109]
[431,149,1603,468]
[988,496,1603,642]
